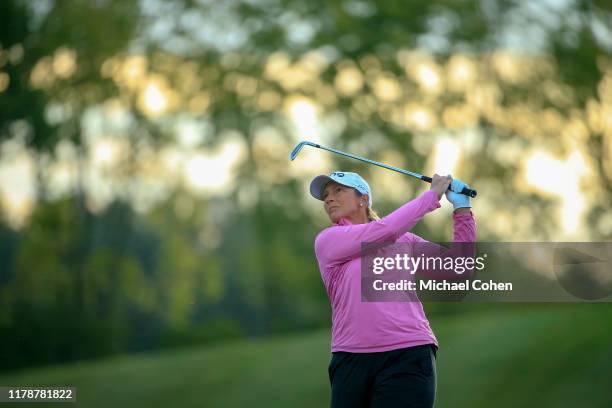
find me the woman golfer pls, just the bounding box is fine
[310,171,476,408]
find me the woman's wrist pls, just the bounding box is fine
[453,208,471,214]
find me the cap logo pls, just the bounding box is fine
[331,172,345,177]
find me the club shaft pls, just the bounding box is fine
[316,144,425,179]
[306,142,477,198]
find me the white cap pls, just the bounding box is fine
[309,171,372,207]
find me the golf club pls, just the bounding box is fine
[289,140,477,198]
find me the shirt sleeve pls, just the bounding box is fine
[314,189,441,269]
[399,210,477,279]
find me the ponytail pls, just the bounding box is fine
[366,207,380,221]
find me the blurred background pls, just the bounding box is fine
[1,0,611,406]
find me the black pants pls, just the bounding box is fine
[328,344,437,408]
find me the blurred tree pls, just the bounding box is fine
[1,0,612,371]
[0,0,140,150]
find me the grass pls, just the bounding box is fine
[1,304,611,408]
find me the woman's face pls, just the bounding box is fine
[322,181,366,223]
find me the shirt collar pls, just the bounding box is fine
[335,217,353,226]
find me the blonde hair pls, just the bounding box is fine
[366,207,380,221]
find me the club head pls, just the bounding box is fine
[289,141,307,161]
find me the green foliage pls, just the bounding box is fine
[1,0,612,372]
[0,0,139,150]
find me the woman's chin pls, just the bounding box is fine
[328,213,340,223]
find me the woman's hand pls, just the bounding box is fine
[430,174,452,200]
[445,179,472,211]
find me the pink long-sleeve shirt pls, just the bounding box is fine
[314,189,477,353]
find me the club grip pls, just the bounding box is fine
[460,187,478,198]
[420,176,477,198]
